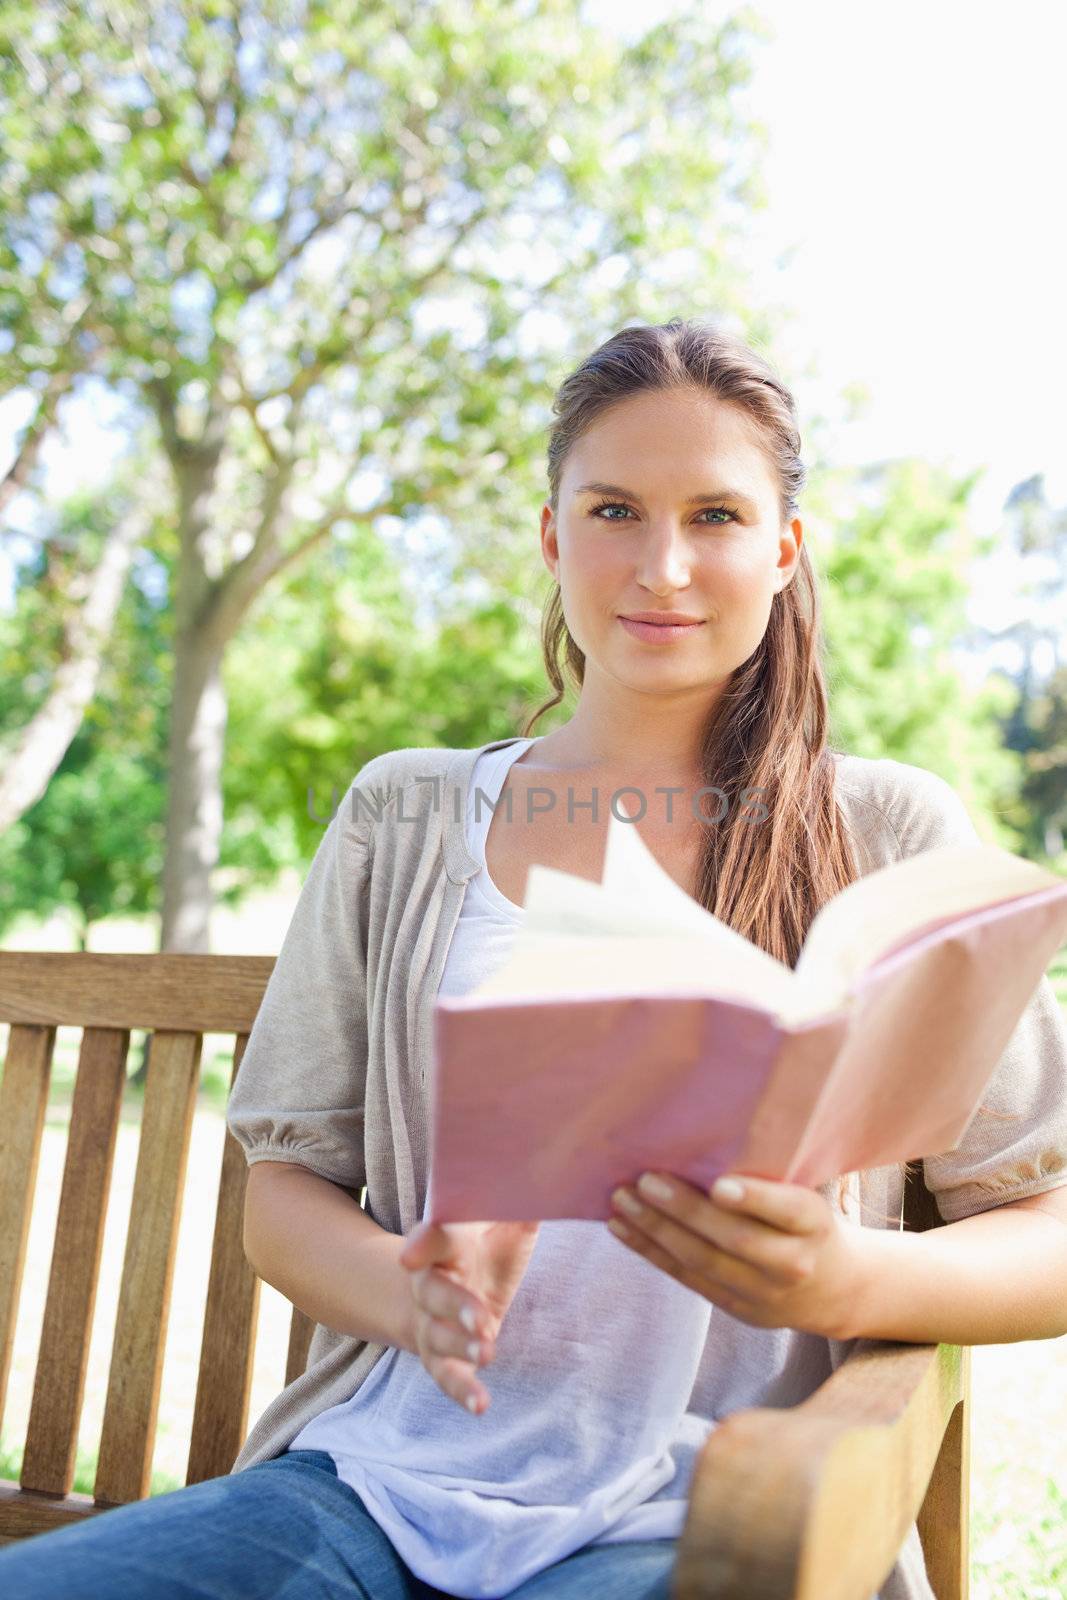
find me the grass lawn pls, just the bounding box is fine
[1,893,1066,1596]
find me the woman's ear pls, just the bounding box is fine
[540,502,560,580]
[776,516,803,587]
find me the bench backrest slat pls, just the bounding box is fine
[0,951,309,1541]
[187,1035,262,1485]
[20,1027,128,1498]
[95,1030,203,1506]
[0,1023,56,1438]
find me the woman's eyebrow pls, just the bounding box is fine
[573,480,757,513]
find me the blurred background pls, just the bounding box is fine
[1,2,1064,1592]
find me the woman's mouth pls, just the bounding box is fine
[617,616,706,643]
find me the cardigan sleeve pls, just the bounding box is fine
[885,761,1067,1222]
[224,765,379,1193]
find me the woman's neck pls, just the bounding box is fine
[523,727,705,784]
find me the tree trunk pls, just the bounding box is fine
[135,391,317,1094]
[130,624,227,1089]
[160,624,228,953]
[0,509,145,832]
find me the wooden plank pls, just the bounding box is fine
[285,1307,316,1390]
[0,1480,114,1543]
[673,1339,965,1600]
[797,1342,967,1600]
[905,1160,970,1597]
[0,953,274,1033]
[186,1035,262,1485]
[0,1025,55,1440]
[20,1028,128,1497]
[916,1354,971,1600]
[94,1031,201,1506]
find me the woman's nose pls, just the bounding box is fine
[635,525,692,589]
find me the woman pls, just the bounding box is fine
[4,318,1066,1600]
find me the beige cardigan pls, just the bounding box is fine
[224,737,1067,1584]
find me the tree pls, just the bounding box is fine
[0,465,557,941]
[1020,664,1067,859]
[0,475,172,943]
[815,457,1023,840]
[219,520,558,870]
[0,459,155,833]
[963,474,1067,859]
[0,0,777,950]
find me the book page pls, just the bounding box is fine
[515,800,795,1005]
[470,931,799,1011]
[795,843,1063,1003]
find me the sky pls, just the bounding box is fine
[2,0,1065,661]
[596,0,1067,503]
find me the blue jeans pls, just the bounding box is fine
[0,1449,678,1599]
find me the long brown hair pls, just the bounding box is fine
[520,316,909,1222]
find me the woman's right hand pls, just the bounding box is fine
[398,1218,540,1415]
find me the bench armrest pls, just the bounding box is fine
[672,1338,969,1600]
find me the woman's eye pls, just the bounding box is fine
[588,501,736,525]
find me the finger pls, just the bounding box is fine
[633,1172,822,1255]
[413,1266,491,1337]
[612,1202,805,1293]
[431,1355,489,1415]
[399,1221,459,1271]
[421,1312,491,1367]
[706,1173,825,1236]
[617,1177,795,1280]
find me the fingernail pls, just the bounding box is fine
[467,1341,480,1361]
[637,1173,673,1202]
[460,1306,478,1333]
[466,1394,479,1413]
[713,1176,745,1202]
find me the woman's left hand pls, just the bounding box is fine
[608,1170,868,1341]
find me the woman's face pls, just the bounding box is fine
[541,387,802,696]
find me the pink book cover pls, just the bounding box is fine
[426,808,1067,1223]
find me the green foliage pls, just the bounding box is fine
[0,478,172,941]
[0,0,778,605]
[0,0,797,928]
[0,0,1058,929]
[220,528,559,868]
[1049,948,1067,1013]
[964,475,1067,862]
[1009,663,1067,862]
[972,1476,1067,1598]
[816,458,1025,843]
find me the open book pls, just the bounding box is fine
[427,800,1067,1222]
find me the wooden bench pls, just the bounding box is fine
[0,951,968,1598]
